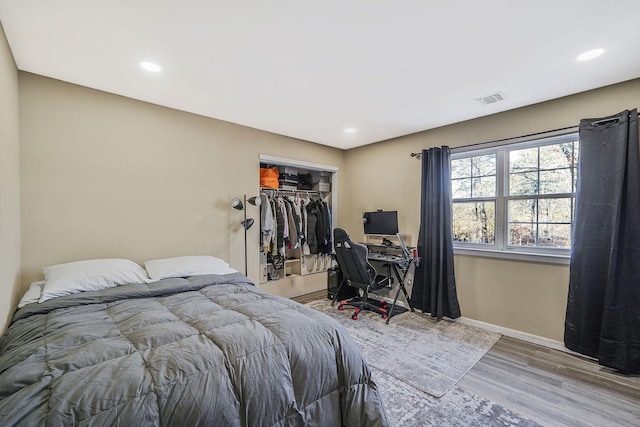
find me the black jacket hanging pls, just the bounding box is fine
[306,202,319,254]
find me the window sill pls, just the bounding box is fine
[453,247,570,265]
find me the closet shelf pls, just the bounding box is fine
[259,187,328,195]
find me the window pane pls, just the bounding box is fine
[538,198,571,223]
[510,172,538,196]
[510,147,538,172]
[451,158,471,179]
[452,178,471,198]
[538,224,571,248]
[507,199,538,246]
[539,169,572,194]
[540,144,575,169]
[508,199,537,223]
[453,202,495,244]
[509,223,537,246]
[472,154,496,177]
[472,176,495,197]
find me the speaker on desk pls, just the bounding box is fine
[327,267,358,301]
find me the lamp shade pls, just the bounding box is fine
[247,196,262,207]
[231,198,243,210]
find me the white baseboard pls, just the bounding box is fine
[456,316,592,359]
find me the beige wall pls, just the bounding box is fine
[0,23,21,333]
[11,56,640,344]
[343,78,640,342]
[19,73,344,291]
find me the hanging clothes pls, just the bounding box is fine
[270,197,278,256]
[306,201,320,254]
[273,198,285,256]
[309,199,331,255]
[301,197,311,255]
[277,198,289,256]
[319,199,332,254]
[259,194,274,250]
[284,198,298,249]
[314,199,326,254]
[293,197,304,248]
[259,191,332,263]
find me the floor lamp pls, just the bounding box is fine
[231,194,261,276]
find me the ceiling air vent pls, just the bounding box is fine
[474,91,508,105]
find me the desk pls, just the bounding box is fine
[330,242,416,324]
[365,246,416,324]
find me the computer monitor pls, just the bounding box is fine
[363,210,399,236]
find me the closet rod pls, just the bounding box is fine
[260,188,327,196]
[409,111,640,159]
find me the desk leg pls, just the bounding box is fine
[397,266,415,312]
[386,263,414,324]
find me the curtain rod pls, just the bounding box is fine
[409,124,577,158]
[410,111,640,159]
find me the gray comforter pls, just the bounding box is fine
[0,273,389,426]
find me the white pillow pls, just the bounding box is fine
[18,281,45,308]
[144,255,237,280]
[40,258,151,303]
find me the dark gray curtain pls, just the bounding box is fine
[410,146,461,320]
[565,109,640,374]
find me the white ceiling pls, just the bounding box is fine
[1,1,640,150]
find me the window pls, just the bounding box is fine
[451,133,579,259]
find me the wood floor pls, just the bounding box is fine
[293,291,640,427]
[459,336,640,427]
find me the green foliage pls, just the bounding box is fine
[452,140,579,249]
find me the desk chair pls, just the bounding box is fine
[332,228,391,320]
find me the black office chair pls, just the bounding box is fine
[331,228,390,320]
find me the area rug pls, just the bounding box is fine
[374,369,542,426]
[306,299,501,398]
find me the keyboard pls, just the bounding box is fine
[367,252,405,263]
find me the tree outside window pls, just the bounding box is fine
[451,134,579,256]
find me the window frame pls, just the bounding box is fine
[450,132,578,264]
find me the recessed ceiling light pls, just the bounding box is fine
[344,128,357,134]
[577,48,604,62]
[140,61,162,72]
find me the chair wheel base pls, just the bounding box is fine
[337,297,396,321]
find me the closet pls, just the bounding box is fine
[257,155,338,298]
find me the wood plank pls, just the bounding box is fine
[291,290,326,304]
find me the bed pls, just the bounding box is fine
[0,258,389,426]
